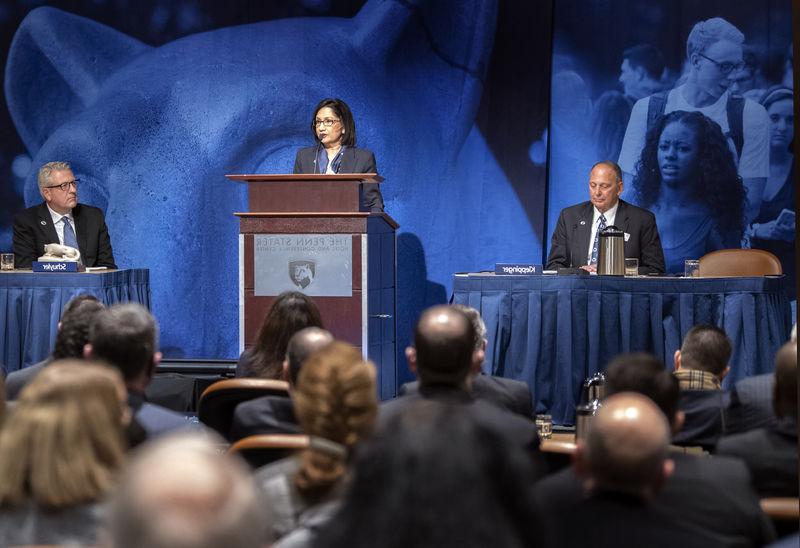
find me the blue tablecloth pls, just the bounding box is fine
[452,274,792,425]
[0,269,150,373]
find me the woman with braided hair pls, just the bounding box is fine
[255,341,377,546]
[632,109,746,273]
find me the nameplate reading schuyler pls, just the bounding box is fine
[254,234,352,297]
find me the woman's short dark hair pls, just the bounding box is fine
[311,98,357,147]
[632,110,745,239]
[250,292,324,379]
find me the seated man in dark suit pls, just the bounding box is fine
[399,304,532,418]
[672,324,732,450]
[381,305,539,455]
[5,295,103,400]
[230,327,334,442]
[717,340,798,497]
[86,303,191,438]
[534,393,723,547]
[727,326,795,434]
[546,161,665,274]
[534,353,775,547]
[12,161,116,268]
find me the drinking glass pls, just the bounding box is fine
[684,259,700,278]
[624,258,638,276]
[0,253,13,271]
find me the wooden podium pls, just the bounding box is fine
[227,173,397,399]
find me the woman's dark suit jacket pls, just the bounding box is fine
[293,146,384,212]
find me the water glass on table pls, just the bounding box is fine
[624,258,638,277]
[684,259,700,278]
[0,253,13,271]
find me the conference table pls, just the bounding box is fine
[0,268,151,373]
[452,273,792,425]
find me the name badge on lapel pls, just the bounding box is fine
[624,232,630,242]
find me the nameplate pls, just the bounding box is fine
[495,263,542,275]
[33,261,83,273]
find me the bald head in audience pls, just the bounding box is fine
[773,340,797,420]
[109,432,268,548]
[284,327,334,386]
[576,393,673,500]
[406,305,477,388]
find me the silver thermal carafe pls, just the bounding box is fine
[597,225,625,275]
[575,372,606,441]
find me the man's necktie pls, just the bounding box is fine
[62,216,79,250]
[590,214,607,265]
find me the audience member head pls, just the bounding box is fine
[0,360,127,508]
[292,342,377,499]
[674,324,732,380]
[575,393,673,500]
[315,402,541,548]
[251,291,323,379]
[52,295,104,360]
[773,340,797,420]
[451,304,488,371]
[605,352,682,434]
[109,432,268,548]
[284,326,334,386]
[760,86,794,154]
[87,303,161,392]
[406,305,477,388]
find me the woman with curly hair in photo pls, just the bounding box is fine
[632,110,745,273]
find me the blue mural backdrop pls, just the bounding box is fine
[1,0,552,370]
[548,0,795,294]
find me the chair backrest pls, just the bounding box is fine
[229,434,310,468]
[698,249,782,277]
[760,497,800,521]
[198,378,290,439]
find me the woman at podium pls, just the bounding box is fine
[293,98,384,212]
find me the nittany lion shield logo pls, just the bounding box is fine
[289,260,316,289]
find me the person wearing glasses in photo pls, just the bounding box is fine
[618,17,770,223]
[12,161,116,269]
[293,98,384,212]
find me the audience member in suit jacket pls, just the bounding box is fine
[399,373,533,419]
[726,373,777,434]
[534,353,775,547]
[534,394,734,548]
[671,324,732,451]
[546,161,665,274]
[398,303,533,418]
[381,305,539,455]
[717,340,798,497]
[13,162,115,269]
[86,304,192,439]
[230,327,334,442]
[6,295,103,400]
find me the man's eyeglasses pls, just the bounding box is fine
[314,118,341,128]
[698,53,743,75]
[45,180,79,192]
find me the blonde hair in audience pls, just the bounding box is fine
[0,360,127,508]
[293,342,377,498]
